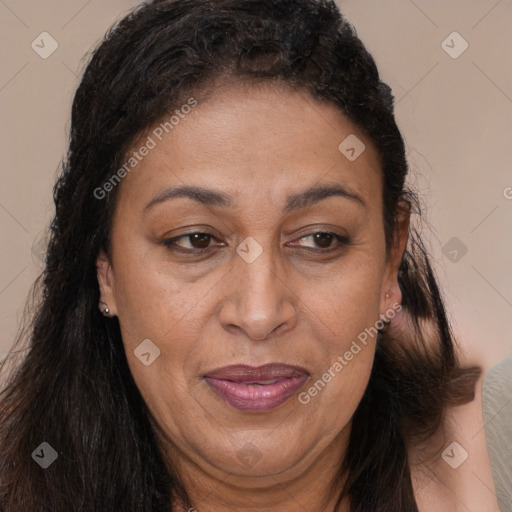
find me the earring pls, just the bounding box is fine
[99,300,111,317]
[379,293,391,325]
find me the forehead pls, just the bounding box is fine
[116,82,383,214]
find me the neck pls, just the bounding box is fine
[164,428,352,512]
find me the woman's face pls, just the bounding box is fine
[97,82,407,488]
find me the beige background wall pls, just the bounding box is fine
[1,1,511,372]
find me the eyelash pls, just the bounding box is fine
[161,231,351,255]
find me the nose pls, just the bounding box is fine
[219,242,297,341]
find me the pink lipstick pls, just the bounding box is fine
[203,363,309,412]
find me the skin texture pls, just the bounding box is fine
[96,82,409,512]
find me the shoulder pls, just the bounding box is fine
[482,354,512,512]
[482,354,512,404]
[409,366,503,512]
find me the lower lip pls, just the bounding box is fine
[204,374,310,412]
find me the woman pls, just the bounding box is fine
[0,0,501,510]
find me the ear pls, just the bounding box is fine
[96,249,118,316]
[379,203,410,317]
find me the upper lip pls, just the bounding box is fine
[203,363,309,383]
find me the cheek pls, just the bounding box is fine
[114,265,201,430]
[112,245,203,343]
[311,251,384,344]
[299,311,377,436]
[298,258,383,417]
[110,256,206,408]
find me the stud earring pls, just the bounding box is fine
[99,300,111,317]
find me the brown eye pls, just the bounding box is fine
[162,232,222,252]
[312,232,335,248]
[292,231,350,251]
[187,233,212,249]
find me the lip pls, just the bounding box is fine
[203,363,310,412]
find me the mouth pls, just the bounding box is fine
[203,363,310,412]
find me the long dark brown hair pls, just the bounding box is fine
[0,1,480,510]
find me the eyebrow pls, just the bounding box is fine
[143,183,366,214]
